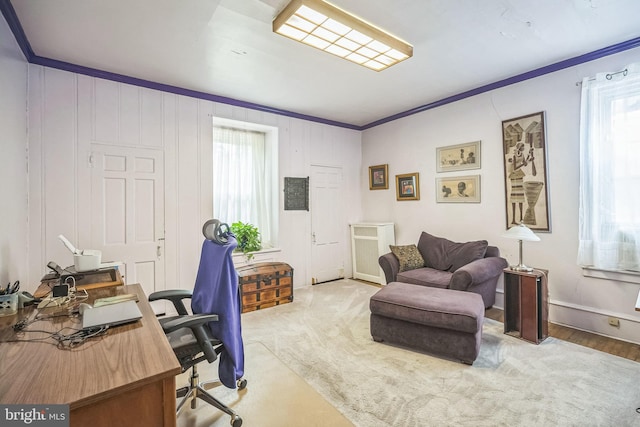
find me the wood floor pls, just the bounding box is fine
[485,307,640,362]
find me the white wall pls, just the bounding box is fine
[361,48,640,344]
[25,65,362,292]
[0,14,28,287]
[7,8,638,344]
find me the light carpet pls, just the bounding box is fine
[239,279,640,427]
[176,341,353,427]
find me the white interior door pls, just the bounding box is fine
[90,144,165,302]
[310,165,345,284]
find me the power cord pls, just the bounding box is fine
[54,326,109,349]
[9,310,108,349]
[37,296,72,309]
[12,318,31,332]
[36,282,88,309]
[69,286,88,303]
[8,323,109,349]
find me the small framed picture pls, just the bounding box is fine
[436,141,481,173]
[396,172,420,201]
[369,164,389,190]
[436,175,480,203]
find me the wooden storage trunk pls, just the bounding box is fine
[237,262,293,313]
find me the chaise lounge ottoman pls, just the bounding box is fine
[370,282,485,364]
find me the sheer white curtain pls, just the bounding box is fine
[578,62,640,271]
[213,126,271,246]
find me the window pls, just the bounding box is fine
[578,63,640,271]
[212,118,278,249]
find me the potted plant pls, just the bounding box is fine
[230,221,262,261]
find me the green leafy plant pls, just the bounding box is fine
[230,221,262,259]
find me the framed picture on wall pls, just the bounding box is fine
[501,111,551,231]
[396,172,420,201]
[369,164,389,190]
[436,141,481,172]
[436,175,480,203]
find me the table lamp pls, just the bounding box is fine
[502,223,540,272]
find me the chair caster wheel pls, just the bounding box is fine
[230,414,243,427]
[237,378,247,390]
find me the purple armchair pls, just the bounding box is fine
[378,232,508,308]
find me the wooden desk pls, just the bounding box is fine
[0,284,180,427]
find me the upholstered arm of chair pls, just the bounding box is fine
[149,289,193,315]
[379,252,400,284]
[449,257,508,292]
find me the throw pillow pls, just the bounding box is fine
[389,244,425,272]
[448,240,488,272]
[417,232,453,271]
[416,232,489,272]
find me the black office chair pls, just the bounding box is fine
[149,289,247,427]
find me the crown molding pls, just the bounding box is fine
[2,0,639,131]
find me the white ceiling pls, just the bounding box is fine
[10,0,640,127]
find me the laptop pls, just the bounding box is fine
[82,300,143,330]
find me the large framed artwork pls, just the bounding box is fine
[369,164,389,190]
[436,175,480,203]
[396,172,420,201]
[502,111,551,231]
[436,141,481,172]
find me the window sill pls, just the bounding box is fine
[231,247,281,257]
[232,248,282,267]
[582,267,640,284]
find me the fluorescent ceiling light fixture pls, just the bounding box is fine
[273,0,413,71]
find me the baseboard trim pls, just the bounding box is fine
[549,299,640,324]
[495,288,640,345]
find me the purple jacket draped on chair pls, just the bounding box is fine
[191,236,244,388]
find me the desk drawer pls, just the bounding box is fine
[237,262,293,313]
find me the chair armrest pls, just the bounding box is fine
[149,289,193,316]
[378,253,399,284]
[449,257,508,291]
[162,313,220,363]
[161,313,219,334]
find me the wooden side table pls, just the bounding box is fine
[503,268,549,344]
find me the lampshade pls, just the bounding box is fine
[273,0,413,71]
[502,223,540,272]
[502,223,541,242]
